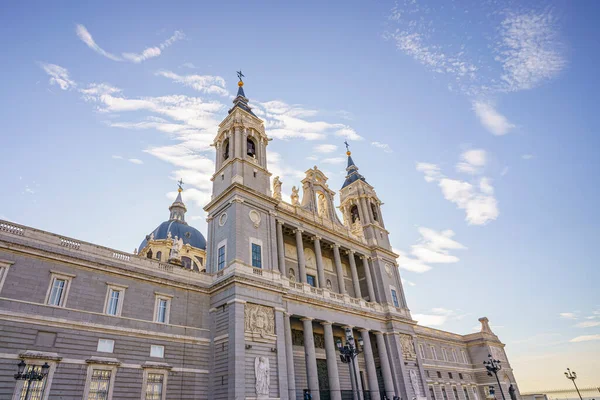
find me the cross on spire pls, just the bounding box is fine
[177,179,184,192]
[344,140,350,152]
[237,70,245,82]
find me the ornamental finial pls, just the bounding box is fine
[237,70,245,87]
[344,140,351,156]
[177,179,184,193]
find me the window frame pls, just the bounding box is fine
[464,387,470,400]
[216,239,227,272]
[97,339,115,353]
[453,386,460,400]
[306,274,316,287]
[141,368,169,400]
[45,271,75,308]
[419,343,426,359]
[104,283,128,317]
[11,358,58,400]
[150,345,165,358]
[442,387,448,400]
[0,259,14,294]
[429,386,436,400]
[431,346,438,360]
[83,363,117,400]
[462,350,469,364]
[154,292,173,324]
[452,349,458,363]
[249,237,263,269]
[442,348,449,361]
[389,286,400,307]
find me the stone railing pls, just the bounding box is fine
[0,219,212,285]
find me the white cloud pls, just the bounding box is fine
[371,141,393,153]
[570,334,600,343]
[416,162,442,183]
[112,155,123,160]
[413,308,467,327]
[575,321,600,328]
[335,127,363,141]
[155,70,228,96]
[180,62,197,69]
[80,83,121,99]
[559,312,577,319]
[472,101,515,136]
[128,158,143,165]
[522,154,534,160]
[314,144,338,154]
[76,24,184,63]
[401,277,416,287]
[497,11,566,92]
[39,63,76,90]
[166,188,210,208]
[456,149,486,175]
[321,157,346,165]
[396,227,466,273]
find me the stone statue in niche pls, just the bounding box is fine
[318,193,327,218]
[409,369,425,400]
[273,176,282,200]
[291,186,300,205]
[255,356,270,397]
[244,303,275,338]
[169,236,183,261]
[399,334,417,360]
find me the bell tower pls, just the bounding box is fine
[339,144,391,249]
[211,72,271,199]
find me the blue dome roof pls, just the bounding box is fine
[139,220,206,251]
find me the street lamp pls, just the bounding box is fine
[14,360,50,400]
[336,328,364,400]
[484,354,506,400]
[564,368,583,400]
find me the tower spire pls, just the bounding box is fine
[341,142,367,189]
[229,70,256,116]
[169,179,187,222]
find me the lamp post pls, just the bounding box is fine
[14,360,50,400]
[336,328,364,400]
[484,354,506,400]
[564,368,583,400]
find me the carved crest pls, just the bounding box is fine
[399,334,417,360]
[245,304,275,339]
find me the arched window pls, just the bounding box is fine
[181,256,192,269]
[247,138,256,158]
[146,249,153,259]
[223,139,230,160]
[371,202,379,222]
[156,251,162,261]
[350,205,360,224]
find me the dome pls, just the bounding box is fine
[139,219,206,251]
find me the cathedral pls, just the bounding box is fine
[0,76,520,400]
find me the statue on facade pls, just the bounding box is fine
[318,193,327,218]
[291,186,300,205]
[409,369,425,400]
[169,236,183,260]
[273,176,282,200]
[255,356,270,397]
[509,385,517,400]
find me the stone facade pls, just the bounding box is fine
[0,79,520,400]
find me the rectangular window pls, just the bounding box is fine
[48,278,66,306]
[0,264,10,293]
[442,348,449,361]
[452,349,458,362]
[419,343,426,359]
[391,289,400,307]
[459,373,463,380]
[19,365,47,400]
[88,369,112,400]
[307,275,316,287]
[431,346,438,360]
[453,387,459,400]
[150,345,164,358]
[97,339,114,353]
[106,289,121,316]
[217,245,226,271]
[156,299,169,323]
[251,243,262,268]
[437,371,442,378]
[442,388,448,400]
[449,372,453,379]
[473,387,479,400]
[145,373,164,400]
[464,388,470,400]
[430,387,436,400]
[462,350,468,364]
[426,370,430,378]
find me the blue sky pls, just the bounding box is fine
[1,0,598,390]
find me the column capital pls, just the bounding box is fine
[331,243,340,249]
[276,220,284,226]
[312,235,322,241]
[341,325,354,330]
[274,307,286,312]
[346,248,355,255]
[300,317,314,322]
[320,321,333,326]
[372,331,384,336]
[284,311,293,317]
[357,328,370,333]
[294,228,304,234]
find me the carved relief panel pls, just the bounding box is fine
[399,334,417,360]
[245,303,275,340]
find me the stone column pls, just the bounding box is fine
[322,322,342,400]
[302,317,320,400]
[314,236,326,288]
[276,309,290,399]
[332,244,346,294]
[374,332,395,399]
[359,196,372,225]
[359,329,380,400]
[361,256,376,302]
[234,126,242,158]
[284,313,296,400]
[276,221,286,276]
[347,250,362,298]
[295,229,307,283]
[227,299,246,400]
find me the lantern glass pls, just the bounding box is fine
[17,360,26,375]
